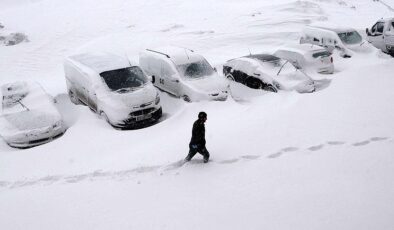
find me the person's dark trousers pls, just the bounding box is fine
[185,144,210,162]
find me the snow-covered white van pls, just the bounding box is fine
[300,26,366,58]
[366,18,394,56]
[64,52,162,129]
[139,46,228,102]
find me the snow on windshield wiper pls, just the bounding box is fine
[16,98,30,111]
[277,60,289,76]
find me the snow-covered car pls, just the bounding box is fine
[300,26,366,58]
[64,52,162,129]
[366,18,394,56]
[274,44,334,74]
[223,54,315,93]
[139,46,229,102]
[0,81,66,148]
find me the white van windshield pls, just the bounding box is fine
[337,31,362,45]
[177,59,214,79]
[100,66,148,92]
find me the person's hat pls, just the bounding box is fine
[198,111,207,119]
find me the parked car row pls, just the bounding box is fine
[1,18,391,148]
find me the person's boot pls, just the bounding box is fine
[184,155,192,162]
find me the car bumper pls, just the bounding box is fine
[209,91,228,101]
[113,107,162,129]
[317,66,334,74]
[7,130,65,149]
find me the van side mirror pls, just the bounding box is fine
[151,75,155,83]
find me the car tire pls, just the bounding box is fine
[182,95,191,102]
[226,74,235,81]
[263,85,278,93]
[68,89,80,105]
[100,111,111,124]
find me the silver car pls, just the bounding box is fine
[274,44,334,74]
[0,81,66,148]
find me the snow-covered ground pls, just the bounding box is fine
[1,0,394,229]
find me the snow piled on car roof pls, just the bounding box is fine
[275,43,328,56]
[66,52,133,74]
[148,46,205,65]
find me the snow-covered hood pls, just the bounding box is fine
[96,83,159,123]
[0,110,63,142]
[184,74,228,94]
[98,83,157,108]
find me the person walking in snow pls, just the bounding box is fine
[185,111,210,163]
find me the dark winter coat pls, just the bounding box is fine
[189,119,206,146]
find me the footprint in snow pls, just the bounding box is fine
[370,137,389,142]
[327,141,346,145]
[308,144,324,151]
[162,160,187,171]
[281,147,299,152]
[267,151,283,159]
[352,140,370,146]
[218,159,239,164]
[241,155,261,160]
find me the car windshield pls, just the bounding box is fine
[337,31,362,45]
[177,59,214,79]
[312,50,331,58]
[252,56,298,75]
[100,66,148,91]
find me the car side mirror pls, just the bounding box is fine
[151,75,155,83]
[366,28,370,36]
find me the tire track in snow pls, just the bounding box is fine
[0,136,391,190]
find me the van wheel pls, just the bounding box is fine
[182,95,191,102]
[100,111,110,124]
[226,74,235,81]
[68,89,80,105]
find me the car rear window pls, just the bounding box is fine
[312,51,331,58]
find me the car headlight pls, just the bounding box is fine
[52,120,63,129]
[155,94,160,105]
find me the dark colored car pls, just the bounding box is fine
[223,54,315,93]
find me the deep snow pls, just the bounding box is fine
[0,0,394,229]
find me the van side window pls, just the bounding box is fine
[377,22,384,33]
[372,22,384,34]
